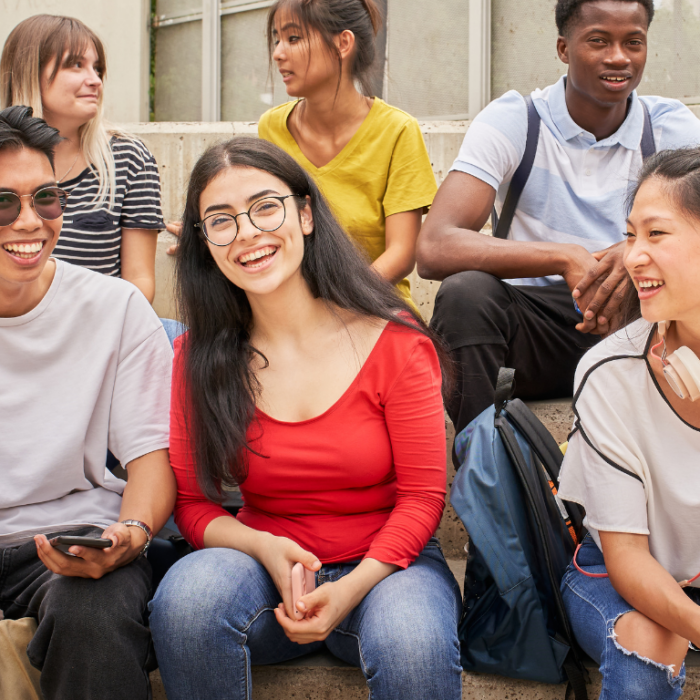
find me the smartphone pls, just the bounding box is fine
[291,562,316,620]
[49,536,113,555]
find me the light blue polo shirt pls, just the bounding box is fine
[451,75,700,285]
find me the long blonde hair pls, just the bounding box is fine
[0,15,120,208]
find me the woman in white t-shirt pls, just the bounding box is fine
[558,147,700,699]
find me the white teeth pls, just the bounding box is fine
[3,241,43,254]
[639,280,664,288]
[238,246,277,264]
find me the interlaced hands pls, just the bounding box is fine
[34,522,146,579]
[165,221,182,256]
[274,579,356,645]
[568,241,630,336]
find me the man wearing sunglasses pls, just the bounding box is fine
[0,105,175,700]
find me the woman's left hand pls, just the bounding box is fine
[274,579,355,644]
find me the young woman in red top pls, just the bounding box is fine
[148,137,462,699]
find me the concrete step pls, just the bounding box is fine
[148,557,700,699]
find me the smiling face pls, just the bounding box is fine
[624,177,700,325]
[198,165,313,299]
[40,42,103,129]
[558,0,648,108]
[0,147,62,304]
[271,11,342,97]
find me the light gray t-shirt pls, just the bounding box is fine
[558,318,700,587]
[0,259,172,546]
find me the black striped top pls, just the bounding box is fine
[53,136,164,277]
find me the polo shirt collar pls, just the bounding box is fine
[548,74,643,151]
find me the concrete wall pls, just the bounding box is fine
[0,0,151,122]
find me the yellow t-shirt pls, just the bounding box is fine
[258,98,437,306]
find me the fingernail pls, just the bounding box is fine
[572,290,580,299]
[585,311,594,319]
[598,317,606,324]
[313,560,321,568]
[298,602,306,611]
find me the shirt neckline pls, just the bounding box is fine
[280,97,382,175]
[0,258,64,327]
[544,74,644,151]
[256,319,391,426]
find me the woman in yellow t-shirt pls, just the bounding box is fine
[260,0,437,307]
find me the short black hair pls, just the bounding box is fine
[555,0,654,36]
[0,105,62,172]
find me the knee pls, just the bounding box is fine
[149,549,261,641]
[432,271,505,331]
[613,611,688,676]
[42,569,147,633]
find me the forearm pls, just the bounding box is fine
[371,248,414,284]
[417,225,584,282]
[121,228,157,303]
[202,514,276,563]
[334,558,399,609]
[122,273,155,303]
[119,449,176,535]
[604,538,700,645]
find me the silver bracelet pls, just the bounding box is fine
[120,519,153,556]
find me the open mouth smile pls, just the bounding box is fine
[3,240,45,262]
[637,278,665,300]
[237,245,279,270]
[600,75,632,90]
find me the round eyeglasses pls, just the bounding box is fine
[0,187,69,227]
[195,194,299,246]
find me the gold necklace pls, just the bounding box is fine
[58,150,80,183]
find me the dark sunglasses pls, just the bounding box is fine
[0,187,69,227]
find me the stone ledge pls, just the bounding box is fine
[149,651,700,700]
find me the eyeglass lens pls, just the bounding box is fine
[0,188,68,227]
[204,197,286,245]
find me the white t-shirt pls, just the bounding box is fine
[558,318,700,587]
[0,259,172,546]
[451,76,700,286]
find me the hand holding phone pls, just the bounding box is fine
[49,535,113,556]
[291,562,316,620]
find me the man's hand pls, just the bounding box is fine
[34,523,147,579]
[570,242,629,335]
[165,221,182,256]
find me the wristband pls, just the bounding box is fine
[120,519,153,556]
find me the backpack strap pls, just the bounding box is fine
[492,94,541,239]
[640,99,656,161]
[494,367,516,416]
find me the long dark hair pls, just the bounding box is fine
[267,0,382,97]
[176,137,451,500]
[620,147,700,327]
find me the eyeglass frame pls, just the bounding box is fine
[0,186,70,227]
[194,194,300,247]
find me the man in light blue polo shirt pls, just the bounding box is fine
[416,0,700,444]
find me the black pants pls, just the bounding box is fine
[431,271,599,443]
[0,527,155,700]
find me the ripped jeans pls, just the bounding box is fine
[562,535,700,699]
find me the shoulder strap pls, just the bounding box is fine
[640,99,656,161]
[493,95,541,239]
[494,367,516,416]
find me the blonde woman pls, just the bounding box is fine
[1,15,164,302]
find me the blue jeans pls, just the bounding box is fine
[562,535,692,699]
[149,538,463,700]
[159,318,186,348]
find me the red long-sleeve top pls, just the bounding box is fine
[170,322,446,569]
